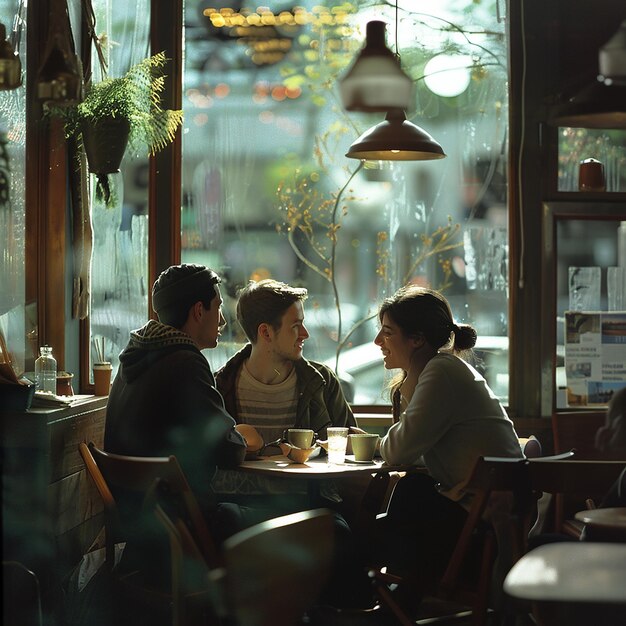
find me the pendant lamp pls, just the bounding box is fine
[551,21,626,128]
[345,109,446,161]
[550,80,626,129]
[339,21,413,112]
[599,20,626,86]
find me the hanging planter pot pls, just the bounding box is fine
[45,53,183,206]
[82,115,130,175]
[82,116,130,206]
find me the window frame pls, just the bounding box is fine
[20,0,547,421]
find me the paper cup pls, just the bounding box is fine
[93,362,112,396]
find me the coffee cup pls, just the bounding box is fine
[93,362,113,396]
[285,428,316,449]
[348,433,379,462]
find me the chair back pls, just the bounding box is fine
[528,458,626,529]
[214,508,335,626]
[371,457,536,626]
[79,441,124,569]
[153,491,221,626]
[528,458,626,497]
[2,561,43,626]
[552,411,607,459]
[79,442,220,570]
[439,457,534,599]
[372,452,582,625]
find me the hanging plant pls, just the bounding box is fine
[46,51,183,205]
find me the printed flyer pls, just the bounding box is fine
[564,311,626,406]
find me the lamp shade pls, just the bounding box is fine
[339,21,413,112]
[599,20,626,86]
[550,79,626,129]
[346,109,446,161]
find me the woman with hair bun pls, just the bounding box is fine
[373,285,522,608]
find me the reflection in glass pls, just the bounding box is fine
[0,3,28,375]
[464,227,508,291]
[88,1,150,380]
[607,267,626,311]
[568,267,601,311]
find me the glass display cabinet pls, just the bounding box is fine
[542,199,626,414]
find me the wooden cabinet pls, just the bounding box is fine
[1,397,107,610]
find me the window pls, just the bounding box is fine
[87,0,151,378]
[0,3,28,377]
[181,1,510,405]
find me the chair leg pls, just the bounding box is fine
[472,531,496,626]
[371,581,415,626]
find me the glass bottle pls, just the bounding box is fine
[35,345,57,394]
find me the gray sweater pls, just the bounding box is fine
[380,353,522,500]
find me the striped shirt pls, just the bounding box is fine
[211,363,307,496]
[236,362,298,443]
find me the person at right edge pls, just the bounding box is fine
[372,285,522,616]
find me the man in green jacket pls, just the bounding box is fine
[215,279,355,450]
[214,279,371,609]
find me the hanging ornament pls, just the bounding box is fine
[0,22,21,90]
[36,0,83,104]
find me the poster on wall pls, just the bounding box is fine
[564,311,626,407]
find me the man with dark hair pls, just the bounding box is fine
[104,264,247,582]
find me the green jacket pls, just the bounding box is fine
[214,343,356,437]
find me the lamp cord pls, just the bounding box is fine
[395,0,400,60]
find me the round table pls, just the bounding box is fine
[574,507,626,541]
[504,542,626,626]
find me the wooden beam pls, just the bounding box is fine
[149,0,183,312]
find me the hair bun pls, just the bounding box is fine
[454,323,477,350]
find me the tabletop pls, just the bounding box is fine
[504,542,626,603]
[238,454,416,479]
[574,507,626,530]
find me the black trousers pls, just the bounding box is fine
[374,472,469,594]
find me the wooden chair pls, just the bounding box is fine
[527,457,626,537]
[153,485,226,626]
[207,508,335,626]
[2,561,43,626]
[357,437,542,540]
[551,411,626,535]
[370,456,538,626]
[551,411,607,460]
[79,441,221,626]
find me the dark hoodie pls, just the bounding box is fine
[104,320,246,502]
